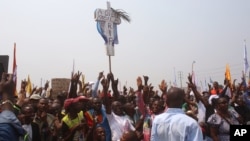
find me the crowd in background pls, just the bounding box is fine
[1,70,250,141]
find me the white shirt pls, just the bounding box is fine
[107,112,135,141]
[22,124,32,141]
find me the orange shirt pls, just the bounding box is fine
[210,88,222,95]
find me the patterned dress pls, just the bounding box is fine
[207,109,240,141]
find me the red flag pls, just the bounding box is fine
[13,43,17,96]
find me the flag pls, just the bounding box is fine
[96,21,119,46]
[13,43,17,96]
[225,64,232,88]
[26,75,32,95]
[225,64,231,82]
[244,40,249,75]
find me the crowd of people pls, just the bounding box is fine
[0,70,250,141]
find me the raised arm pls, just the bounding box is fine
[92,71,104,98]
[41,80,50,98]
[16,79,27,107]
[68,71,82,98]
[109,72,119,100]
[102,74,111,114]
[187,73,210,107]
[135,76,145,116]
[0,72,15,111]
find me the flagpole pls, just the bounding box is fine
[13,42,17,96]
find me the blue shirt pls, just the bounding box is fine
[150,108,203,141]
[0,110,26,141]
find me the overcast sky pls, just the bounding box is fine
[1,0,250,91]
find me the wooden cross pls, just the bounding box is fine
[95,1,121,56]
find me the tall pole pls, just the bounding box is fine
[109,56,112,73]
[178,71,183,88]
[173,67,177,86]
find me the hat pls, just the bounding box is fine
[63,96,89,110]
[30,94,42,100]
[75,96,89,102]
[63,98,74,110]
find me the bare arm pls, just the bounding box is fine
[209,126,220,141]
[0,73,17,111]
[187,73,210,107]
[102,74,111,114]
[68,71,82,98]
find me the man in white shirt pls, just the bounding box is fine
[106,101,135,141]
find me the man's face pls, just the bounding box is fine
[213,82,219,89]
[95,127,106,141]
[93,98,102,111]
[202,92,210,102]
[112,101,123,116]
[124,103,135,116]
[151,100,162,114]
[22,106,35,124]
[37,98,48,112]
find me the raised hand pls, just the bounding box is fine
[31,86,37,95]
[187,73,196,90]
[71,71,82,83]
[98,71,104,81]
[137,76,143,91]
[129,87,135,95]
[159,80,167,93]
[0,72,15,104]
[21,79,27,90]
[113,79,119,88]
[143,75,149,86]
[101,78,109,92]
[44,80,50,90]
[68,71,82,98]
[123,86,127,94]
